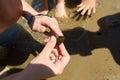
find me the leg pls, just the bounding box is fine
[55,0,68,18]
[39,0,49,14]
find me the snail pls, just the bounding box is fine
[56,36,65,45]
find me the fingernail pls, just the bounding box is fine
[50,36,55,42]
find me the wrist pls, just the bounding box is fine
[27,15,34,25]
[27,14,52,25]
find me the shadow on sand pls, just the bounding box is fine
[63,12,120,65]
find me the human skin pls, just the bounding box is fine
[22,0,63,37]
[41,0,96,18]
[0,0,70,80]
[41,0,68,18]
[0,0,63,36]
[55,0,68,18]
[39,0,48,14]
[2,36,70,80]
[77,0,96,16]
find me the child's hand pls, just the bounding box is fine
[76,0,96,16]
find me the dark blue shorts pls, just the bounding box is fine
[0,23,42,54]
[0,24,21,47]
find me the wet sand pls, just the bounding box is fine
[1,0,120,80]
[48,0,120,80]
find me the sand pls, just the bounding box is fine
[1,0,120,80]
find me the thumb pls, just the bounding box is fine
[41,36,56,56]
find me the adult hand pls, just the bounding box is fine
[26,36,70,80]
[76,0,96,16]
[29,15,63,37]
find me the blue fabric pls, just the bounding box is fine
[0,24,42,54]
[0,24,22,47]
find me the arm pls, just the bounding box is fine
[21,0,38,20]
[2,36,70,80]
[21,0,63,37]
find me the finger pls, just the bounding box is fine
[52,48,59,57]
[58,43,70,57]
[44,37,50,43]
[76,4,86,12]
[44,30,54,37]
[92,7,96,13]
[49,49,59,58]
[45,18,63,37]
[87,8,92,15]
[58,44,70,65]
[41,36,56,56]
[49,49,59,63]
[77,3,83,7]
[51,18,63,36]
[49,53,56,62]
[55,43,70,66]
[37,25,46,33]
[81,5,90,15]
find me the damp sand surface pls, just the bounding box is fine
[6,0,120,80]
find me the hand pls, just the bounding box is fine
[29,15,63,37]
[76,0,96,16]
[27,36,70,79]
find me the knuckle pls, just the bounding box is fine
[40,28,46,32]
[37,26,46,32]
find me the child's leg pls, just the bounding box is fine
[39,0,48,14]
[55,0,68,18]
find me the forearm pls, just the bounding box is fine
[21,0,38,20]
[1,72,21,80]
[2,70,34,80]
[1,64,53,80]
[15,64,53,80]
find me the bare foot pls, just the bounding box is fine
[55,2,68,18]
[39,0,49,15]
[39,9,48,15]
